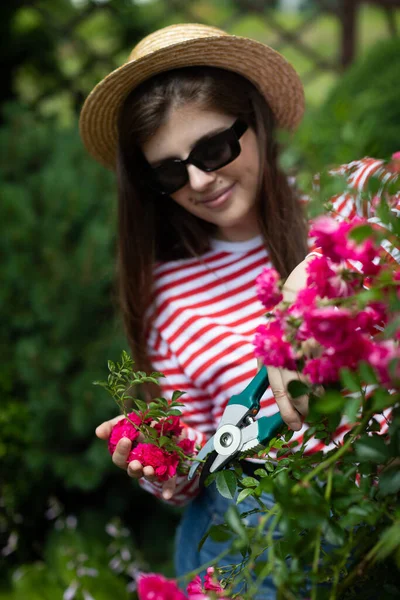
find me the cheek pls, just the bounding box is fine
[170,187,199,214]
[238,137,260,184]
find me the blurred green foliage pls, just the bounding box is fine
[2,510,142,599]
[0,104,179,586]
[1,0,400,596]
[285,37,400,176]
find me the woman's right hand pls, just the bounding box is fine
[95,416,178,500]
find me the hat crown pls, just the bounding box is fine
[128,23,228,62]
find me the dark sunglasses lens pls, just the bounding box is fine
[154,162,188,194]
[194,134,239,171]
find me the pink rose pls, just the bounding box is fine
[306,256,359,298]
[394,270,400,299]
[186,576,209,600]
[309,217,354,263]
[256,268,283,311]
[367,340,400,385]
[288,287,318,322]
[128,443,180,482]
[355,304,387,335]
[137,573,187,600]
[304,307,355,350]
[254,320,297,371]
[154,416,183,437]
[177,438,196,456]
[204,568,225,594]
[352,238,381,276]
[303,355,341,384]
[108,412,142,456]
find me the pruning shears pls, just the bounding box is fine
[188,365,283,486]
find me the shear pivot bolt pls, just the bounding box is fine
[220,432,233,448]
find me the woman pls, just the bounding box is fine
[80,23,327,597]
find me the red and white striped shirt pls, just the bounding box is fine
[139,156,398,506]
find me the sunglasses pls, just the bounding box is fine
[143,119,248,195]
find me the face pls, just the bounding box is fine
[141,104,261,242]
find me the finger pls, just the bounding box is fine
[95,414,125,440]
[267,366,303,431]
[143,465,156,481]
[127,459,144,479]
[112,437,132,470]
[280,369,309,417]
[162,476,177,501]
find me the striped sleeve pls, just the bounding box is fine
[308,156,400,264]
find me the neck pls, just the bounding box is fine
[215,217,261,242]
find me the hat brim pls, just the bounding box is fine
[79,35,304,170]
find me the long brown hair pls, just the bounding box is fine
[116,67,308,374]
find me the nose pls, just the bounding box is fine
[186,164,217,191]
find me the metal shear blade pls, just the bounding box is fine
[187,366,284,483]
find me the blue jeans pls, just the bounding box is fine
[174,483,278,599]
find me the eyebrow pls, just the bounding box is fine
[149,124,230,167]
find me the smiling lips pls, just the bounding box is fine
[198,183,235,206]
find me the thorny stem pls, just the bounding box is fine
[176,547,232,584]
[330,530,353,600]
[310,468,333,599]
[240,507,281,597]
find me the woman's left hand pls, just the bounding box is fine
[259,256,317,430]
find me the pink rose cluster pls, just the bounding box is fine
[108,413,195,482]
[254,215,400,387]
[255,268,283,311]
[137,567,229,600]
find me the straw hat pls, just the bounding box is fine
[79,23,305,170]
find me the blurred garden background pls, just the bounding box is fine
[1,0,400,598]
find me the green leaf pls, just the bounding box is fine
[172,390,185,401]
[372,388,394,411]
[323,520,346,546]
[258,476,273,493]
[146,428,158,439]
[348,224,374,243]
[355,434,391,463]
[134,399,148,412]
[344,395,361,422]
[284,429,294,442]
[254,468,268,478]
[224,505,248,546]
[158,436,170,448]
[208,524,232,543]
[340,368,361,393]
[237,488,255,504]
[287,379,310,398]
[168,409,183,416]
[314,391,345,414]
[198,524,232,551]
[378,467,400,496]
[216,470,237,500]
[358,361,378,385]
[374,522,400,562]
[241,477,259,488]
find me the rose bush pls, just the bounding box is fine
[98,154,400,599]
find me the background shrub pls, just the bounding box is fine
[0,104,179,587]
